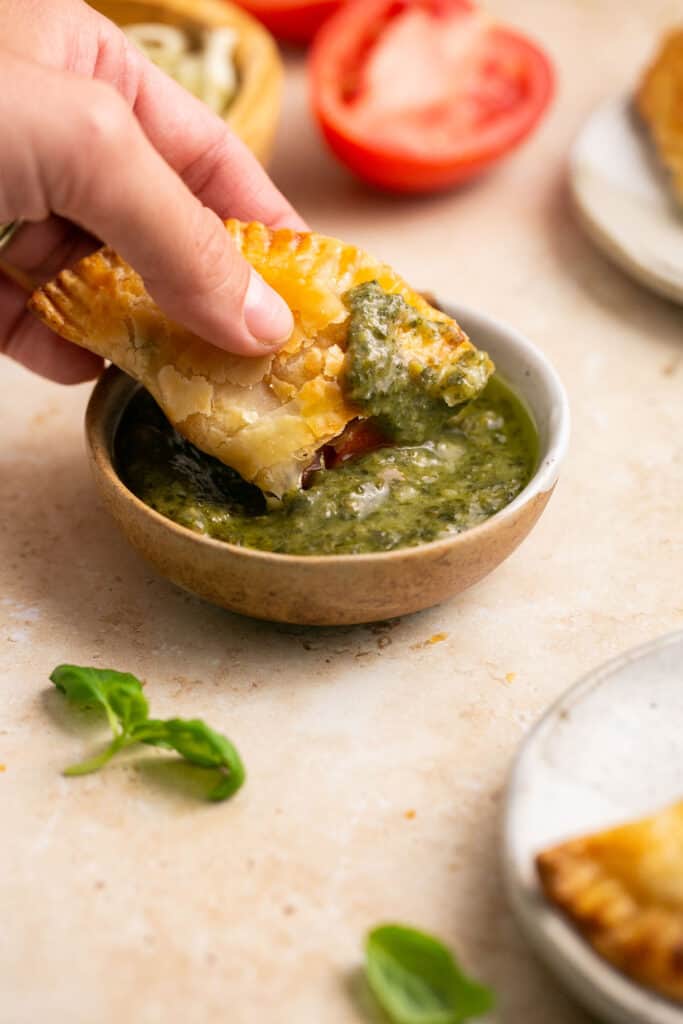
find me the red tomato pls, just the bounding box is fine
[234,0,340,43]
[310,0,555,192]
[301,419,390,487]
[325,419,391,466]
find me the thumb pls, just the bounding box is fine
[26,69,293,355]
[137,204,294,356]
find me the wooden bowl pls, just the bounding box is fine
[85,302,570,625]
[90,0,283,162]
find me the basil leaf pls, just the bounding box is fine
[50,664,148,735]
[62,735,128,777]
[134,718,245,801]
[50,665,244,802]
[365,925,494,1024]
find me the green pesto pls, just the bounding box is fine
[116,376,537,556]
[343,281,492,443]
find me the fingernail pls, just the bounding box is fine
[244,270,293,347]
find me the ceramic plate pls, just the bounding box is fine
[504,631,683,1024]
[570,95,683,304]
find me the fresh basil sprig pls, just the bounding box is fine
[50,664,244,801]
[364,924,494,1024]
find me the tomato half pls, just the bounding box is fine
[233,0,340,43]
[301,419,390,487]
[324,419,391,467]
[310,0,555,192]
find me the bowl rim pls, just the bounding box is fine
[86,300,571,565]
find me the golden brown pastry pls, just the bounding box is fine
[537,800,683,1003]
[29,220,491,496]
[635,29,683,206]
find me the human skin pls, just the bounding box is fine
[0,0,305,383]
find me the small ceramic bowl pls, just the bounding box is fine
[85,302,570,625]
[90,0,283,162]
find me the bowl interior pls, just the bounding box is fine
[96,300,568,557]
[104,301,570,544]
[86,302,569,622]
[439,299,570,512]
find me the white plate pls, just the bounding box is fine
[570,95,683,304]
[504,631,683,1024]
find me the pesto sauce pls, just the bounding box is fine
[344,282,492,443]
[116,377,538,556]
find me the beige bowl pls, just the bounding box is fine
[90,0,283,162]
[85,302,570,625]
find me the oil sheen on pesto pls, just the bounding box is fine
[343,281,492,443]
[116,377,537,557]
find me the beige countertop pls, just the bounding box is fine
[1,1,682,1021]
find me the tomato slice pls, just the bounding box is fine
[233,0,340,43]
[324,418,391,467]
[302,419,391,487]
[310,0,554,192]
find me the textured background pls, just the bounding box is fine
[2,1,682,1021]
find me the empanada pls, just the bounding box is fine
[29,221,492,495]
[635,29,683,206]
[537,800,683,1002]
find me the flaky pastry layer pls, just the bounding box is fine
[30,220,481,495]
[537,800,683,1003]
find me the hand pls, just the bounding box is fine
[0,0,304,383]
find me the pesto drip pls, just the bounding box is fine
[342,281,493,443]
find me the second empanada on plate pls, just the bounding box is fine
[29,220,491,496]
[537,799,683,1003]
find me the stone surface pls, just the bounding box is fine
[1,2,682,1021]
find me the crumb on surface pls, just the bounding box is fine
[505,672,517,684]
[404,809,416,820]
[410,632,449,650]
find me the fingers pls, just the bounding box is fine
[0,216,103,382]
[130,47,307,229]
[0,0,306,229]
[88,16,307,229]
[1,215,96,290]
[63,82,294,354]
[3,56,293,357]
[1,290,103,383]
